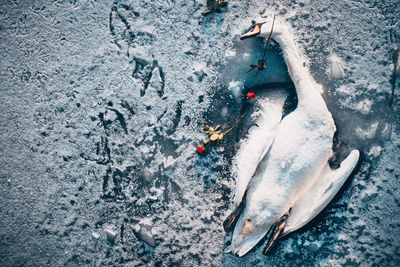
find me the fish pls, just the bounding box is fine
[224,17,360,257]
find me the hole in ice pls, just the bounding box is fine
[196,36,296,190]
[204,36,295,156]
[220,36,292,90]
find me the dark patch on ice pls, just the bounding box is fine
[133,60,165,97]
[157,64,166,97]
[108,108,128,134]
[167,100,183,135]
[109,1,140,48]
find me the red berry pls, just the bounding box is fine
[197,145,206,154]
[247,92,256,99]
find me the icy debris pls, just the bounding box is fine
[149,67,163,91]
[355,99,373,115]
[221,106,228,117]
[128,47,152,65]
[380,123,392,140]
[190,62,207,83]
[149,187,164,201]
[335,85,350,97]
[228,80,244,102]
[141,24,155,35]
[194,70,206,82]
[163,155,177,170]
[355,122,379,140]
[134,220,156,247]
[303,240,322,252]
[291,239,301,255]
[335,84,361,102]
[105,228,117,243]
[225,49,236,58]
[139,145,155,161]
[143,167,156,182]
[329,54,344,79]
[368,146,382,158]
[91,232,100,240]
[103,109,117,121]
[361,102,372,115]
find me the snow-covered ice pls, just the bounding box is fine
[0,0,399,266]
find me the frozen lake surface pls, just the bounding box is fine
[1,0,399,266]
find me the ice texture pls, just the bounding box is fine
[0,0,399,266]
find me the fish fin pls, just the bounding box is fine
[283,150,360,236]
[263,208,291,255]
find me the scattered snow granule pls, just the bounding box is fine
[358,99,372,115]
[149,187,164,201]
[228,80,244,102]
[143,167,155,182]
[368,146,382,158]
[355,122,379,140]
[106,228,117,243]
[221,106,228,117]
[329,54,344,79]
[380,123,392,140]
[225,49,236,57]
[163,155,177,169]
[92,232,100,240]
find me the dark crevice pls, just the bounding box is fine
[120,4,140,17]
[120,101,136,115]
[166,100,183,135]
[102,167,112,194]
[116,12,136,44]
[109,108,128,134]
[157,64,166,98]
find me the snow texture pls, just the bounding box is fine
[0,0,399,266]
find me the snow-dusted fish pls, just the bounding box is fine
[224,17,360,257]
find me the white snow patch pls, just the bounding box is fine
[380,123,392,140]
[163,155,177,170]
[134,218,156,247]
[143,167,156,182]
[228,80,244,102]
[357,99,373,115]
[355,121,379,140]
[367,146,382,158]
[225,49,236,58]
[329,54,344,79]
[91,232,100,240]
[221,106,228,117]
[149,187,164,201]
